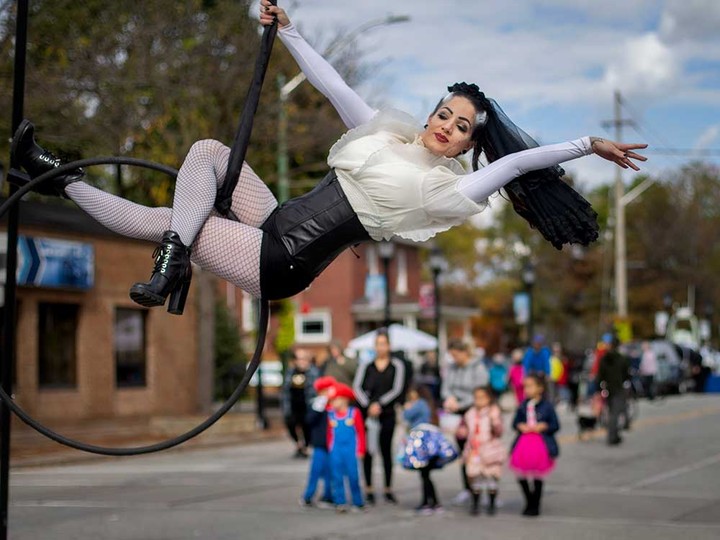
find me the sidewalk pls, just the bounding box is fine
[7,407,286,468]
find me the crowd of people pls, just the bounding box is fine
[278,322,690,518]
[278,332,571,517]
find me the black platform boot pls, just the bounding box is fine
[129,231,192,315]
[519,479,532,516]
[488,490,497,516]
[470,492,480,516]
[530,479,543,516]
[9,119,84,197]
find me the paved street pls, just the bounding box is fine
[7,394,720,540]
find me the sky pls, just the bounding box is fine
[256,0,720,189]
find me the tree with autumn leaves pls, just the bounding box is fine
[433,163,720,353]
[0,0,356,204]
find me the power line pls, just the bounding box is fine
[619,98,720,159]
[644,148,720,156]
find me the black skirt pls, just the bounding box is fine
[259,169,370,300]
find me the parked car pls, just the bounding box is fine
[618,340,688,396]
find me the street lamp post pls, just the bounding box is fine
[276,14,410,203]
[378,241,395,328]
[429,247,445,366]
[522,260,536,343]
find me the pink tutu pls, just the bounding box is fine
[509,433,555,478]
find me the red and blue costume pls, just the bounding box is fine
[302,376,336,504]
[327,405,366,507]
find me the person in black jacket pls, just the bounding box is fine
[281,348,318,458]
[300,376,336,508]
[597,337,631,445]
[353,328,405,504]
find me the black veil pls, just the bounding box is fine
[474,94,600,250]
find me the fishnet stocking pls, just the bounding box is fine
[170,139,277,243]
[65,182,171,243]
[64,139,277,298]
[191,217,263,298]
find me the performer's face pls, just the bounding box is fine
[422,96,476,158]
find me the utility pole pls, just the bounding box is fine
[602,91,634,318]
[277,73,290,203]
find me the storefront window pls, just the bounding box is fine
[294,311,332,344]
[115,308,147,387]
[38,303,78,388]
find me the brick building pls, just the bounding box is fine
[1,200,212,422]
[242,240,479,361]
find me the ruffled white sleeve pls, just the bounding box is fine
[456,137,594,203]
[278,24,376,129]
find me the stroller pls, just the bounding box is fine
[576,377,600,440]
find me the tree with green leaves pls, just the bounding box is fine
[0,0,357,205]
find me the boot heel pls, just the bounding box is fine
[167,268,192,315]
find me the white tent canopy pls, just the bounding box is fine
[347,323,437,352]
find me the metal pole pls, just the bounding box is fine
[433,268,441,366]
[2,2,29,537]
[382,256,391,328]
[527,283,534,343]
[255,364,268,430]
[277,74,290,203]
[613,90,628,318]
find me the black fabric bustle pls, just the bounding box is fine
[452,83,601,250]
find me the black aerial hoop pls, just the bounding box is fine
[0,158,270,456]
[0,1,281,456]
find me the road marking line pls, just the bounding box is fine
[557,403,720,445]
[12,500,168,510]
[620,452,720,491]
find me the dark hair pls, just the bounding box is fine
[473,385,496,404]
[327,339,344,358]
[447,338,470,353]
[375,327,390,344]
[408,383,439,425]
[525,373,547,394]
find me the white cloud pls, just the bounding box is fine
[695,124,720,150]
[660,0,720,43]
[603,33,680,98]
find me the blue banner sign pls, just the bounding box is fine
[17,235,94,289]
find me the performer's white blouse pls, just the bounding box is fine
[278,24,594,242]
[328,109,485,241]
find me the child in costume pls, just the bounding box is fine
[327,383,366,512]
[508,349,525,405]
[300,376,336,508]
[401,384,458,515]
[460,386,506,516]
[509,374,560,517]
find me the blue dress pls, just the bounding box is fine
[400,399,458,470]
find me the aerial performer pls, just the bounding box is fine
[9,0,647,315]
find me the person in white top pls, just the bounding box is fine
[639,341,658,400]
[10,0,647,310]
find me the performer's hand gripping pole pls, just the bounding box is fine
[215,1,279,219]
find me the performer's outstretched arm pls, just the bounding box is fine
[260,0,376,129]
[456,137,647,203]
[457,138,592,202]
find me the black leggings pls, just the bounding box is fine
[456,435,471,491]
[363,414,396,490]
[420,458,440,506]
[285,409,310,448]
